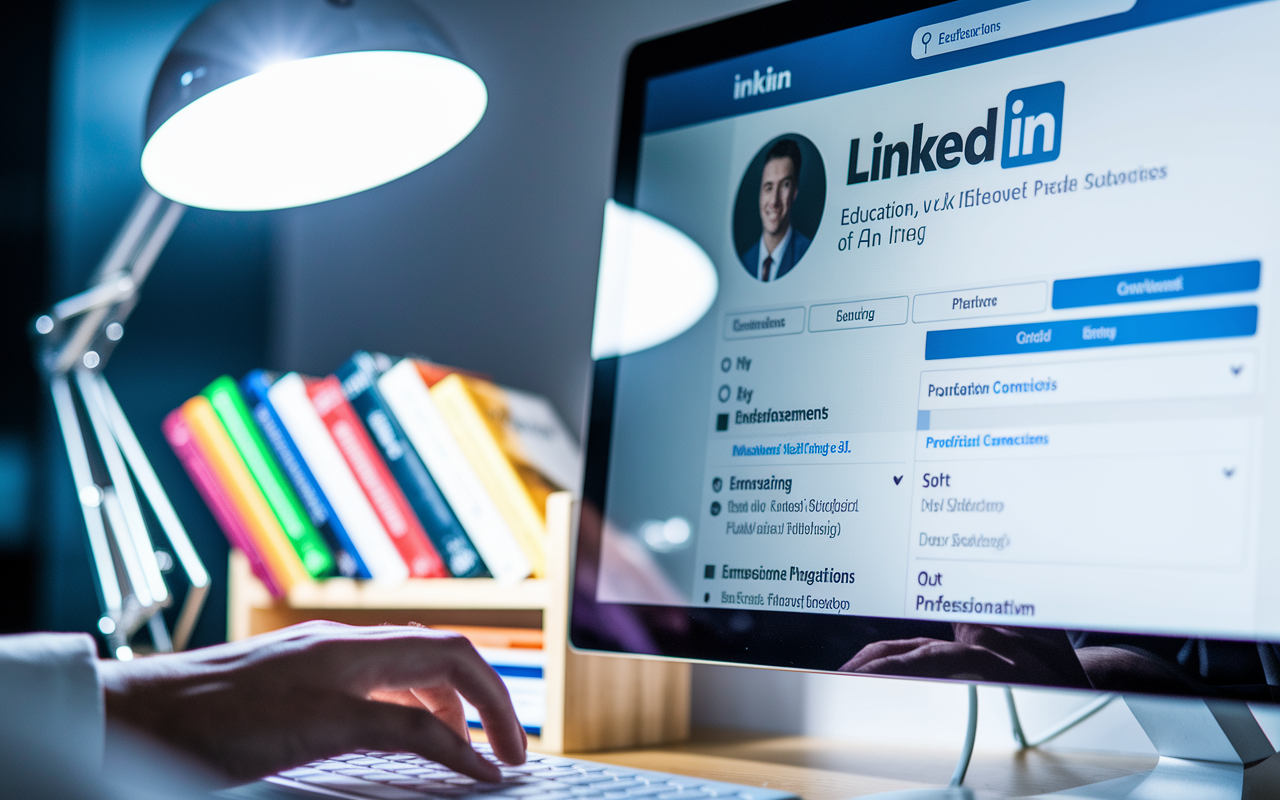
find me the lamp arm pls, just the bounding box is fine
[37,186,206,656]
[41,188,185,376]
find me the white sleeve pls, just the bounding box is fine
[0,632,104,766]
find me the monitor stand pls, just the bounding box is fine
[1029,695,1280,799]
[859,694,1278,800]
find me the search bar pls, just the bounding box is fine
[911,0,1136,60]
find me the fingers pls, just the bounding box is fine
[840,638,941,672]
[851,641,1012,680]
[410,686,471,742]
[296,624,525,766]
[317,694,502,782]
[438,652,525,767]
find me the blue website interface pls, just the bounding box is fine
[595,0,1280,639]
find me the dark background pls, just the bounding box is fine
[0,2,56,634]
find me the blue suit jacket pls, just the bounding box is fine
[740,228,811,281]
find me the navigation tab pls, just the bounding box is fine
[724,307,805,339]
[913,282,1047,323]
[1052,261,1261,309]
[809,296,908,333]
[924,306,1258,360]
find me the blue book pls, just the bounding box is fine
[337,352,490,578]
[240,370,371,578]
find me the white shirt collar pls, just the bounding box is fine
[757,225,792,279]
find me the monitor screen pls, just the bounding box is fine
[573,0,1280,700]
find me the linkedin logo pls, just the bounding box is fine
[1002,82,1064,168]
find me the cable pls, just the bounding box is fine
[949,685,979,788]
[1004,687,1117,749]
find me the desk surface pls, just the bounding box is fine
[561,729,1156,800]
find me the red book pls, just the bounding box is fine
[307,376,448,577]
[162,408,285,597]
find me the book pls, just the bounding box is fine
[429,625,544,649]
[308,375,448,578]
[266,372,408,583]
[202,376,336,579]
[338,352,488,578]
[241,370,368,579]
[180,395,309,592]
[429,373,548,577]
[163,408,284,597]
[465,378,582,493]
[379,359,531,583]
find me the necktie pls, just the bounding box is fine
[761,254,772,282]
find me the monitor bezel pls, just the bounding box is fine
[568,0,1278,696]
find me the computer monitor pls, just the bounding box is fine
[572,0,1280,783]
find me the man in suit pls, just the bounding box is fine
[741,138,811,282]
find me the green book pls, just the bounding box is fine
[203,375,335,578]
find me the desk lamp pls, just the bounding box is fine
[34,0,487,659]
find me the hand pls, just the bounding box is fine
[97,621,526,782]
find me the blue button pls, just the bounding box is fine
[924,306,1257,360]
[1052,261,1260,309]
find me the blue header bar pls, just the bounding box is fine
[644,0,1256,134]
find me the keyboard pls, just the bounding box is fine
[249,743,798,800]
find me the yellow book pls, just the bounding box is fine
[430,374,546,577]
[181,395,308,591]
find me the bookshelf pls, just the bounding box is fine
[227,491,691,753]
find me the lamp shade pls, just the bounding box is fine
[142,0,486,211]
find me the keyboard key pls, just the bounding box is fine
[350,757,393,766]
[343,784,429,800]
[336,769,403,781]
[279,768,326,779]
[623,787,672,797]
[560,775,618,786]
[505,764,555,773]
[657,792,714,800]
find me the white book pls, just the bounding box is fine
[497,386,582,494]
[267,372,408,583]
[379,360,532,583]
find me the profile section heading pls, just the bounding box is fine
[642,0,1247,133]
[1052,260,1261,309]
[918,352,1256,409]
[924,305,1258,360]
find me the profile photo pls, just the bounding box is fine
[732,134,826,282]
